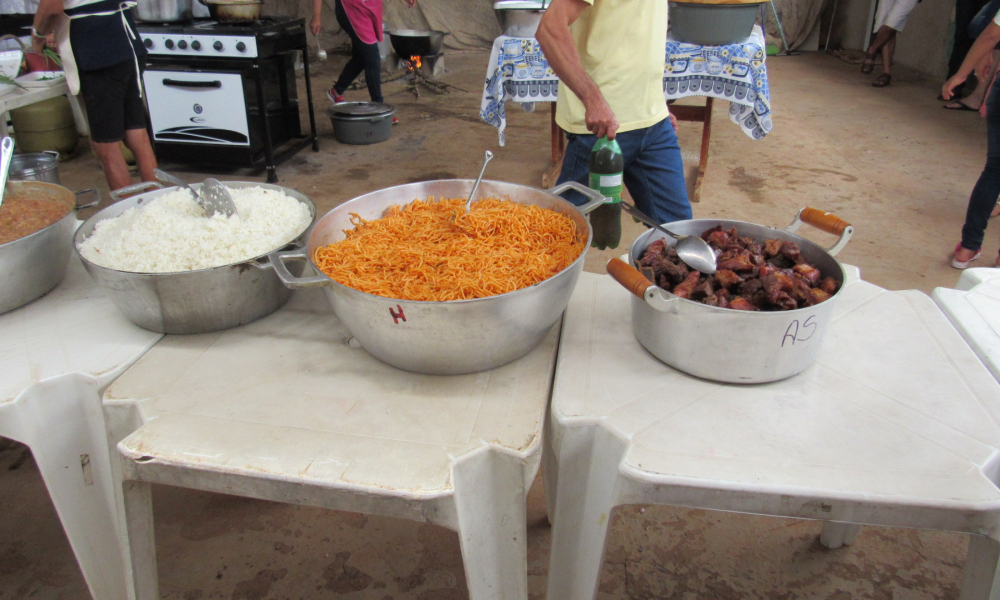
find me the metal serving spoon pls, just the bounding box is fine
[200,178,239,219]
[618,201,717,275]
[0,137,14,208]
[464,150,494,212]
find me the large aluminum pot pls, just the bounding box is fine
[270,180,605,375]
[198,0,261,22]
[0,181,99,314]
[137,0,192,22]
[387,30,448,58]
[494,0,548,37]
[9,151,60,184]
[607,208,854,384]
[74,180,315,334]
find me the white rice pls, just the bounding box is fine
[78,186,312,273]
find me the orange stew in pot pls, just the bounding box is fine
[0,196,71,245]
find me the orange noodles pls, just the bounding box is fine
[313,197,586,301]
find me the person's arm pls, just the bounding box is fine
[31,0,64,54]
[536,0,618,139]
[310,0,322,36]
[944,18,1000,100]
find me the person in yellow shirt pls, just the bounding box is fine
[537,0,690,224]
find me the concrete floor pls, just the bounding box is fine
[0,48,990,599]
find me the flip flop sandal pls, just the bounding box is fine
[991,200,1000,218]
[872,73,892,87]
[944,101,978,111]
[861,54,876,74]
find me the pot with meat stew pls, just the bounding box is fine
[607,208,853,384]
[270,179,606,375]
[0,180,99,314]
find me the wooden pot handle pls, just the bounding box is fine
[799,208,852,236]
[607,258,653,299]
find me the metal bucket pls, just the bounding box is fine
[0,181,99,314]
[608,208,854,384]
[9,151,60,184]
[74,181,316,334]
[270,179,604,375]
[328,102,395,145]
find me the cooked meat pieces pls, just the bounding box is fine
[639,227,840,311]
[671,270,702,299]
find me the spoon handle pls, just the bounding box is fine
[465,150,494,212]
[617,201,680,240]
[0,137,14,208]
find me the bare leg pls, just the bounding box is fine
[91,140,133,191]
[123,128,158,183]
[880,33,896,76]
[867,25,897,60]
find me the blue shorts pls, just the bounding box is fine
[555,117,691,225]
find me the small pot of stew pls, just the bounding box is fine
[0,180,99,314]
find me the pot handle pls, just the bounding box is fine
[44,150,60,160]
[607,257,674,311]
[546,181,606,215]
[74,188,100,209]
[109,181,163,202]
[270,248,330,288]
[785,207,854,256]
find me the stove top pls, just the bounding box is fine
[138,16,305,60]
[137,16,303,36]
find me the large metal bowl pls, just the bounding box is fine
[74,181,315,334]
[0,181,99,314]
[270,179,604,375]
[609,209,854,384]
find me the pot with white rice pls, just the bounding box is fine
[75,181,315,334]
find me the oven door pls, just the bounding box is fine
[143,70,251,146]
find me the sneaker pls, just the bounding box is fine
[952,243,982,269]
[327,87,344,103]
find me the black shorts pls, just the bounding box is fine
[79,60,147,143]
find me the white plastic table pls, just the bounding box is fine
[935,268,1000,385]
[0,79,89,138]
[545,270,1000,600]
[104,289,560,600]
[0,253,161,600]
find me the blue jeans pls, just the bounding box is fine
[962,75,1000,251]
[969,0,1000,38]
[555,118,691,225]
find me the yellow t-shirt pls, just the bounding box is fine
[555,0,670,135]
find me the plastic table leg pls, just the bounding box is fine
[545,425,628,600]
[0,376,130,600]
[820,521,862,548]
[453,448,536,600]
[961,535,1000,600]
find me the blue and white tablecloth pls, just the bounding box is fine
[480,26,772,144]
[664,25,771,140]
[480,36,559,146]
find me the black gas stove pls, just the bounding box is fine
[137,16,318,183]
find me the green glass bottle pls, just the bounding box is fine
[588,137,624,250]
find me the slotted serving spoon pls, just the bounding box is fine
[618,201,717,275]
[0,137,14,208]
[200,178,239,219]
[155,170,238,219]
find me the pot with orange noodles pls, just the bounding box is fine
[270,179,605,375]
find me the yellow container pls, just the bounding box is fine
[10,96,79,156]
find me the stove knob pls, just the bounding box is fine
[191,40,201,51]
[177,40,187,50]
[165,39,174,49]
[143,38,153,49]
[236,41,246,53]
[213,41,223,52]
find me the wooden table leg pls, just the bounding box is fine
[542,104,565,188]
[669,97,714,203]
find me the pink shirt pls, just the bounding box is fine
[342,0,383,45]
